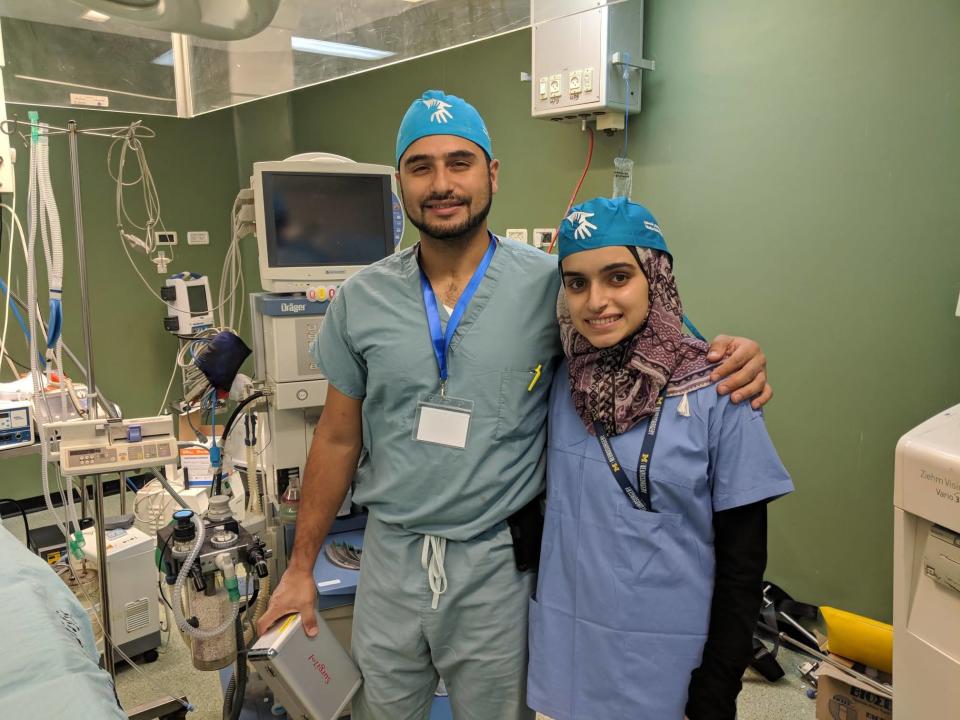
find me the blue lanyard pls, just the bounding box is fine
[418,236,497,395]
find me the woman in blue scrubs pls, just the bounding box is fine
[527,197,794,720]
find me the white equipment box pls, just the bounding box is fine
[532,0,647,125]
[894,404,960,718]
[249,612,361,720]
[49,415,177,476]
[76,524,161,657]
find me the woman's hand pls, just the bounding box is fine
[707,335,772,410]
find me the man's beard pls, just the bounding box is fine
[407,180,493,242]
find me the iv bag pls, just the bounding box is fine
[612,157,634,199]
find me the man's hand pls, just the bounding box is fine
[256,568,319,638]
[706,335,772,410]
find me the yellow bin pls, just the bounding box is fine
[820,606,893,674]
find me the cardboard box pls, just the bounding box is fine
[177,411,213,443]
[815,662,893,720]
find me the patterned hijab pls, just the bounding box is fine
[558,246,715,436]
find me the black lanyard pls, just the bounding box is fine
[593,393,666,512]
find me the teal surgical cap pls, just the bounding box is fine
[557,196,671,262]
[395,90,493,166]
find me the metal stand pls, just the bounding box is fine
[91,472,115,674]
[67,120,98,421]
[65,118,121,677]
[79,476,89,520]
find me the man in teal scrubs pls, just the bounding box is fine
[258,90,772,720]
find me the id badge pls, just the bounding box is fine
[413,394,474,449]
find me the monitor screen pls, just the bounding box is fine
[262,171,394,268]
[187,284,208,315]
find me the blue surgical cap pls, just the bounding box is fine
[557,197,671,262]
[395,90,493,166]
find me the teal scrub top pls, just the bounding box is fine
[313,237,562,541]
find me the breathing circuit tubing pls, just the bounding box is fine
[25,114,82,554]
[171,513,240,640]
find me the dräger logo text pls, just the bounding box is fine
[281,303,307,313]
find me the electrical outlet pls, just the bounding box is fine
[956,289,960,317]
[505,228,528,244]
[533,228,554,250]
[187,231,209,246]
[548,74,562,98]
[155,230,177,246]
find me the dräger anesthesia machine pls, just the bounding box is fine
[248,154,403,567]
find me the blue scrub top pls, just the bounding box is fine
[528,361,793,720]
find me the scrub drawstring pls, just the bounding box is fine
[421,534,448,610]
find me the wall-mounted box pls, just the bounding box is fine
[531,0,647,124]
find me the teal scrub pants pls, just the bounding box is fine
[351,513,536,720]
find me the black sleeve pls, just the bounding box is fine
[684,501,768,720]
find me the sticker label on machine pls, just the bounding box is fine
[296,316,326,377]
[919,466,960,507]
[0,408,28,429]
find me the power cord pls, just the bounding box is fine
[0,497,30,539]
[546,126,596,255]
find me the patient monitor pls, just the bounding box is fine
[253,156,404,293]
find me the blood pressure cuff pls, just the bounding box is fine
[507,492,545,572]
[194,331,251,392]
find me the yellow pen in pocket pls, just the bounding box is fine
[527,364,543,392]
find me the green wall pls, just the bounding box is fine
[4,0,958,620]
